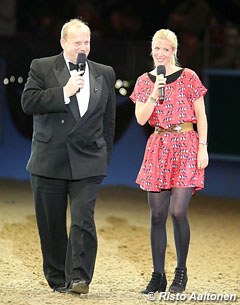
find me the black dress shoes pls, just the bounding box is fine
[141,272,167,294]
[169,268,188,293]
[68,279,89,294]
[52,284,68,293]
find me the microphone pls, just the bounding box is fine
[157,65,166,103]
[76,53,86,73]
[75,53,86,93]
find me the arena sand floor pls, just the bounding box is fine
[0,179,239,305]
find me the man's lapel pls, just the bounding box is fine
[53,53,80,122]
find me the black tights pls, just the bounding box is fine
[148,187,193,273]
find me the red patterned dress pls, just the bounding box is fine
[129,68,208,193]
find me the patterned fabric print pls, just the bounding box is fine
[136,131,204,192]
[129,68,208,192]
[130,68,207,129]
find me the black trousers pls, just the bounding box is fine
[31,174,104,288]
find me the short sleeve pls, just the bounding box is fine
[129,76,141,103]
[187,70,208,103]
[129,73,152,104]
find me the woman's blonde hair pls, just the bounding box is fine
[151,29,179,66]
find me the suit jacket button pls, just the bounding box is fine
[61,120,65,124]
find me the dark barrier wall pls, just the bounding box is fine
[204,69,240,159]
[1,59,240,199]
[0,59,4,141]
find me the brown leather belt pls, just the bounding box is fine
[154,122,194,134]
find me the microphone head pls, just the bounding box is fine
[157,65,166,76]
[77,53,86,72]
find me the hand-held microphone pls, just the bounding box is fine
[77,53,86,73]
[157,65,166,102]
[75,53,86,93]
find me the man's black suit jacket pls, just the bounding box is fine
[21,53,116,180]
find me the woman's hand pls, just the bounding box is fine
[197,145,209,170]
[152,74,166,98]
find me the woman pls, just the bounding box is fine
[129,29,208,294]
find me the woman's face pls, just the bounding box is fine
[152,38,175,67]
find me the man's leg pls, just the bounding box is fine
[31,174,68,288]
[65,176,104,292]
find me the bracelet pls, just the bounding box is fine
[199,141,208,146]
[149,95,158,105]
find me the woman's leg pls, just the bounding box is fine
[148,190,171,273]
[168,187,194,293]
[141,190,170,294]
[169,187,193,269]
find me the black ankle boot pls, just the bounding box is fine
[169,268,188,293]
[141,272,167,294]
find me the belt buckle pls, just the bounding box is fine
[156,127,163,134]
[172,125,182,133]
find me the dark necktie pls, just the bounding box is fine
[68,62,81,118]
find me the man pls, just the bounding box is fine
[21,18,116,294]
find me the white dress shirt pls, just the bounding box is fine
[63,56,90,116]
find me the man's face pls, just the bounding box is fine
[61,26,90,63]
